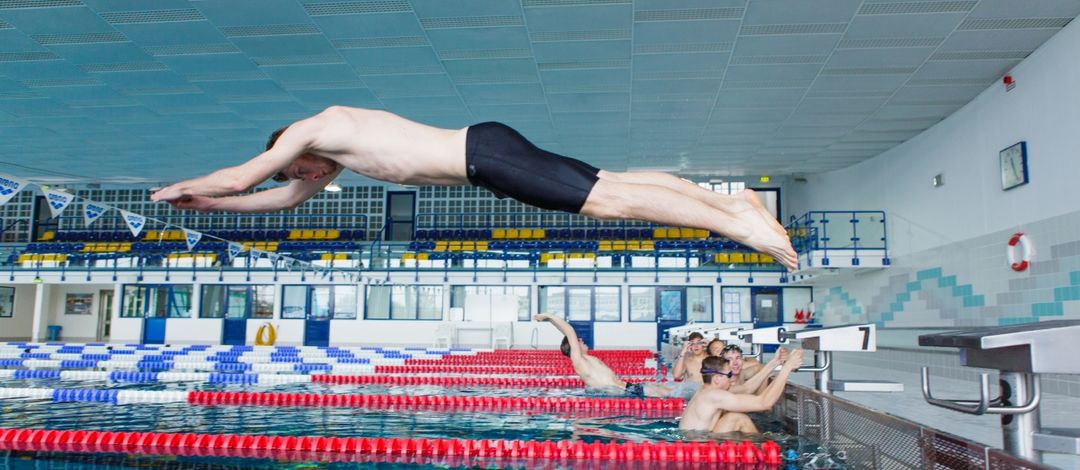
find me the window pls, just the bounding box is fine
[782,287,813,323]
[366,285,442,320]
[538,286,620,322]
[121,285,192,318]
[629,287,655,322]
[202,285,277,319]
[200,285,227,318]
[332,286,357,319]
[722,287,752,323]
[252,286,274,319]
[687,287,713,322]
[450,286,531,321]
[282,286,307,319]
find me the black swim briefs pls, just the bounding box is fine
[465,122,600,214]
[624,382,645,398]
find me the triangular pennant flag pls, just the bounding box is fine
[83,201,111,227]
[250,249,264,260]
[118,209,147,238]
[0,174,28,206]
[183,228,202,251]
[227,242,245,260]
[42,188,75,218]
[267,252,281,264]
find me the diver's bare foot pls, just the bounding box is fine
[732,190,799,271]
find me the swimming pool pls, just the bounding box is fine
[0,343,847,469]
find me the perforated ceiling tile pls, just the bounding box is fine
[859,1,976,15]
[930,50,1030,60]
[332,36,428,48]
[523,0,630,6]
[0,51,58,61]
[538,59,630,70]
[634,8,742,22]
[530,29,629,41]
[730,55,827,65]
[957,17,1072,30]
[20,77,102,87]
[740,23,846,35]
[219,24,320,37]
[438,49,533,60]
[141,43,240,56]
[0,19,10,29]
[99,9,205,24]
[820,66,917,75]
[0,0,81,8]
[31,31,126,44]
[186,71,268,82]
[80,62,168,73]
[252,54,345,66]
[420,16,522,29]
[303,1,411,16]
[838,37,944,48]
[906,78,992,86]
[635,42,731,54]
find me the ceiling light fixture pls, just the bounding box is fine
[324,181,342,192]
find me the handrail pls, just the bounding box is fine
[919,368,1038,415]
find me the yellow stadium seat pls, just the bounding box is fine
[38,231,55,241]
[693,229,708,239]
[585,252,596,259]
[730,253,746,264]
[288,229,302,240]
[540,253,553,263]
[569,253,583,259]
[313,229,327,240]
[303,229,316,240]
[320,253,334,261]
[462,241,475,250]
[598,241,612,251]
[518,229,532,239]
[448,241,462,251]
[334,252,347,260]
[641,240,655,250]
[747,253,761,264]
[533,229,546,239]
[477,241,488,250]
[679,228,694,239]
[665,228,681,239]
[714,253,730,264]
[612,240,626,251]
[434,241,448,251]
[492,228,506,239]
[760,254,775,264]
[652,228,666,239]
[505,228,519,239]
[627,240,640,250]
[325,229,340,240]
[417,252,429,261]
[402,252,416,260]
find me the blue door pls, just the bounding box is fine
[143,318,166,344]
[566,287,594,349]
[656,288,686,351]
[304,286,332,347]
[221,286,250,345]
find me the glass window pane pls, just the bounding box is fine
[687,287,712,322]
[722,287,751,323]
[630,287,655,322]
[225,286,248,319]
[417,286,442,320]
[782,287,813,323]
[200,285,226,319]
[121,285,144,318]
[365,286,390,319]
[567,288,591,321]
[310,286,332,320]
[539,286,565,318]
[514,286,531,321]
[168,285,192,318]
[282,286,307,319]
[390,285,413,320]
[252,285,274,319]
[594,287,620,322]
[333,286,357,319]
[659,290,682,321]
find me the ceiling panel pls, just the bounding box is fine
[0,0,1076,183]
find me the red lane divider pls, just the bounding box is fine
[406,358,652,367]
[311,375,649,388]
[0,428,782,465]
[375,365,656,376]
[187,391,683,416]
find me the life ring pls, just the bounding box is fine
[1007,232,1031,272]
[255,323,277,346]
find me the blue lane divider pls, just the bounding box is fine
[208,373,257,384]
[293,363,332,373]
[336,358,370,364]
[80,354,111,361]
[57,347,84,354]
[51,388,118,404]
[60,360,99,369]
[19,353,52,360]
[14,370,61,379]
[135,360,174,371]
[0,359,25,367]
[108,371,160,383]
[214,363,251,372]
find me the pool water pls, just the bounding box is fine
[0,377,848,469]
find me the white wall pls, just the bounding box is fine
[165,318,223,344]
[0,284,35,340]
[787,18,1080,257]
[44,285,111,342]
[111,318,142,344]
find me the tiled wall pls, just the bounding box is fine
[816,208,1080,327]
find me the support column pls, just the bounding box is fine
[1001,372,1042,463]
[30,282,49,341]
